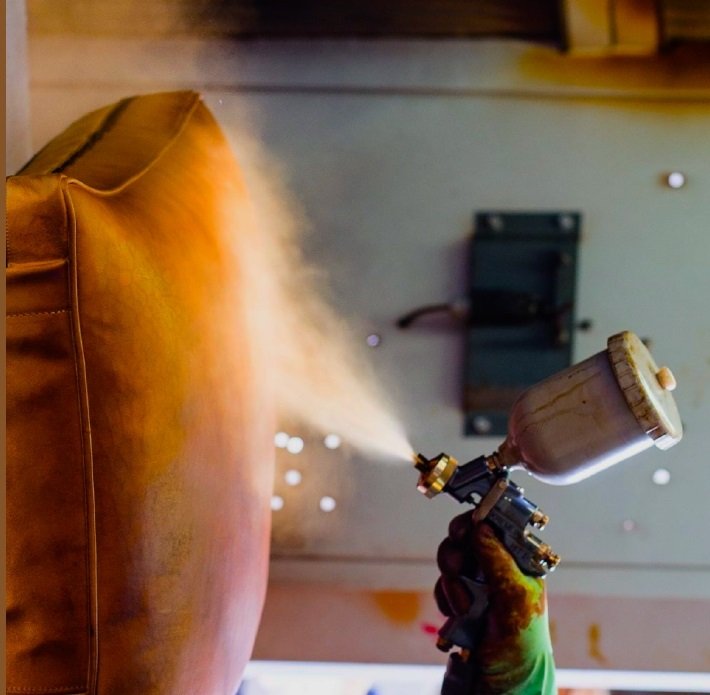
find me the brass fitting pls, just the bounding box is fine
[537,544,561,570]
[530,510,550,530]
[436,635,453,652]
[413,453,458,498]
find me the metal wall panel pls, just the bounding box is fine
[28,35,710,608]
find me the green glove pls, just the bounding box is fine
[435,513,556,695]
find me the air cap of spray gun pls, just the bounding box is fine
[414,453,458,498]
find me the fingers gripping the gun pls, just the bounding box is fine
[435,516,482,618]
[435,513,544,633]
[435,512,556,695]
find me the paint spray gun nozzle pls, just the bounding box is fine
[413,452,459,498]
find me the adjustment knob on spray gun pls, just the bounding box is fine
[414,332,682,686]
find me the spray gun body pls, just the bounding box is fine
[415,453,558,578]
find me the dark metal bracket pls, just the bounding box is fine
[464,211,581,436]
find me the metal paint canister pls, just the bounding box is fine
[496,331,683,484]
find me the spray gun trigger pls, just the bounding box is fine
[414,453,432,473]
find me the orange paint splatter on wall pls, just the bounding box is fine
[371,591,421,625]
[587,623,608,665]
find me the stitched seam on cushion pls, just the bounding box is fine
[7,686,87,694]
[6,309,70,318]
[6,200,11,266]
[62,184,99,694]
[51,99,134,175]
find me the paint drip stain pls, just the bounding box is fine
[587,623,608,664]
[371,591,421,625]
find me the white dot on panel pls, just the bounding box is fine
[621,519,637,532]
[284,469,302,486]
[270,495,284,511]
[286,436,304,454]
[324,434,342,450]
[366,333,381,348]
[274,432,290,448]
[666,171,686,189]
[319,496,336,512]
[652,468,671,485]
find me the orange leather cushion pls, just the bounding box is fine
[6,91,274,695]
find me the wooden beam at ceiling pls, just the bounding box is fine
[27,0,563,42]
[27,1,710,47]
[661,0,710,43]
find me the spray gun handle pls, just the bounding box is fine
[437,573,489,695]
[436,575,489,652]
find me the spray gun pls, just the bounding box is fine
[413,331,682,689]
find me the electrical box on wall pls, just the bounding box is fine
[464,212,581,437]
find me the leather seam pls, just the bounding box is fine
[63,184,99,693]
[6,198,11,265]
[7,687,86,694]
[6,308,70,318]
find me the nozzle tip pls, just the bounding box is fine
[413,453,431,473]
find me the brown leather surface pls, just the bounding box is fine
[6,92,274,695]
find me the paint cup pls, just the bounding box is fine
[496,331,682,484]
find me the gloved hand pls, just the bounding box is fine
[435,512,556,695]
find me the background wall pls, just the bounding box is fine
[5,0,32,173]
[23,16,710,677]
